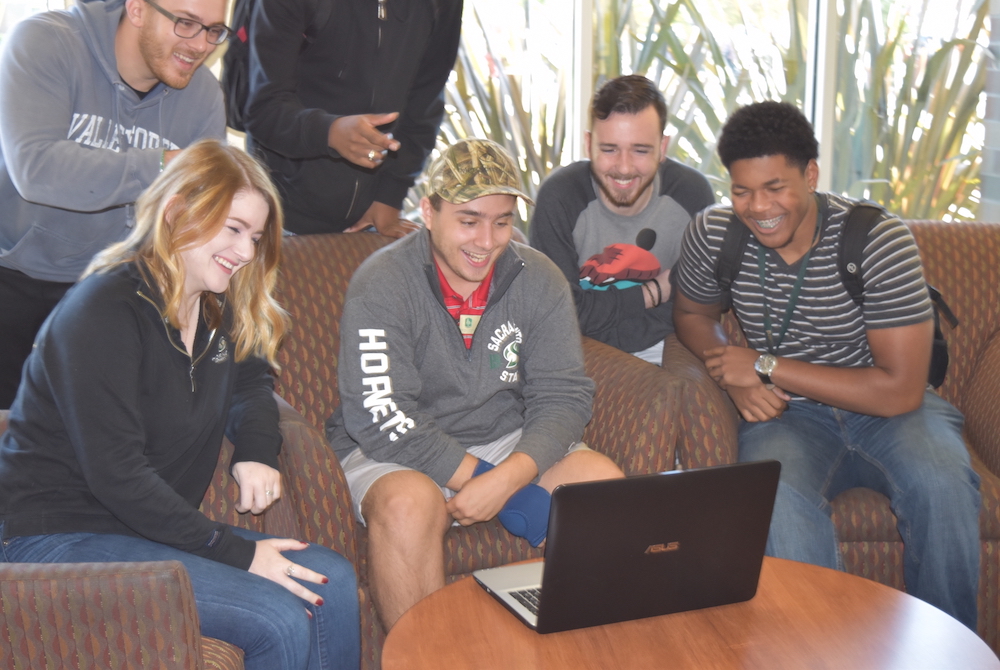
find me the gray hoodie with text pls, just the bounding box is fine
[0,0,225,282]
[326,230,594,486]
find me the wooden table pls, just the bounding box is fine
[382,557,1000,669]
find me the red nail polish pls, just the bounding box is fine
[306,610,313,619]
[316,598,324,607]
[322,577,329,584]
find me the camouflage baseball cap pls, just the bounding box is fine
[426,139,534,206]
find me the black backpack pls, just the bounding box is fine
[221,0,333,132]
[713,204,958,388]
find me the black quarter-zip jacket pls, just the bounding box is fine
[0,263,281,569]
[243,0,463,233]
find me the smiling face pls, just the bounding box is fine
[421,194,517,300]
[728,154,820,262]
[586,105,669,216]
[179,189,268,300]
[132,0,225,90]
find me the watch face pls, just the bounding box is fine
[755,354,777,376]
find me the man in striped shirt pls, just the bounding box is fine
[673,101,980,629]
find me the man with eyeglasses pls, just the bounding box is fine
[0,0,229,408]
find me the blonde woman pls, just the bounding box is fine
[0,140,360,669]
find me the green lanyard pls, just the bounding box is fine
[757,210,822,353]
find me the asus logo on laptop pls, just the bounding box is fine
[645,542,680,554]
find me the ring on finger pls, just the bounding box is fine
[265,490,273,497]
[367,149,377,162]
[286,564,296,577]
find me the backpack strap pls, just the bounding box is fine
[838,203,885,307]
[838,201,960,328]
[714,213,752,312]
[927,285,960,328]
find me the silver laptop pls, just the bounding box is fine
[473,460,781,633]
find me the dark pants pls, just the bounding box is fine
[0,266,73,408]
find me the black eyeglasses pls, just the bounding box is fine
[144,0,231,45]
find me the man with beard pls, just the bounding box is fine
[530,75,714,364]
[0,0,228,407]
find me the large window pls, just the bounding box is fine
[592,0,988,221]
[5,0,987,223]
[830,0,987,221]
[405,0,576,223]
[1,1,69,46]
[594,0,810,200]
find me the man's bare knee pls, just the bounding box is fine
[364,471,450,537]
[538,448,625,492]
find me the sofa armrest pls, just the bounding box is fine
[0,560,202,669]
[958,330,1000,477]
[274,395,360,567]
[581,337,679,475]
[661,335,740,469]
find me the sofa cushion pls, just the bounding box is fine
[907,222,1000,410]
[275,233,394,431]
[831,487,901,543]
[962,331,1000,476]
[0,561,203,669]
[201,639,244,670]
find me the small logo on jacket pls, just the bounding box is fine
[212,337,229,364]
[487,320,522,383]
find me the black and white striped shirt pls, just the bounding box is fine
[675,193,932,370]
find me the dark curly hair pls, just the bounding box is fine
[717,101,818,172]
[590,75,668,133]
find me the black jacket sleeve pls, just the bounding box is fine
[243,0,337,160]
[375,0,463,208]
[227,356,282,470]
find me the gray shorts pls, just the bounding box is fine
[339,428,589,525]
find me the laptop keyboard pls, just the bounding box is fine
[511,587,542,615]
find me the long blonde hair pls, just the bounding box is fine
[85,140,288,368]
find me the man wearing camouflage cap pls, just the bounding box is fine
[325,139,624,629]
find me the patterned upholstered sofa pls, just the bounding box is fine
[663,220,1000,653]
[0,232,679,669]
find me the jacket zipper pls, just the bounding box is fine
[137,290,217,392]
[345,179,360,222]
[423,257,526,362]
[377,0,386,46]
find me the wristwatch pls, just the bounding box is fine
[754,353,778,385]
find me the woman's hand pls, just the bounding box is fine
[231,461,282,515]
[249,538,329,606]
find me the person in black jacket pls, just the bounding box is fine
[0,140,360,670]
[242,0,463,237]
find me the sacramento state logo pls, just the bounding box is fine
[487,320,522,383]
[503,341,519,369]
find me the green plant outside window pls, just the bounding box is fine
[422,0,987,228]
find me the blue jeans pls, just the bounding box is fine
[739,390,981,629]
[0,526,360,670]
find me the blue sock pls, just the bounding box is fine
[473,458,495,478]
[472,459,551,547]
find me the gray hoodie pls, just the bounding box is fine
[0,0,225,282]
[326,229,594,486]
